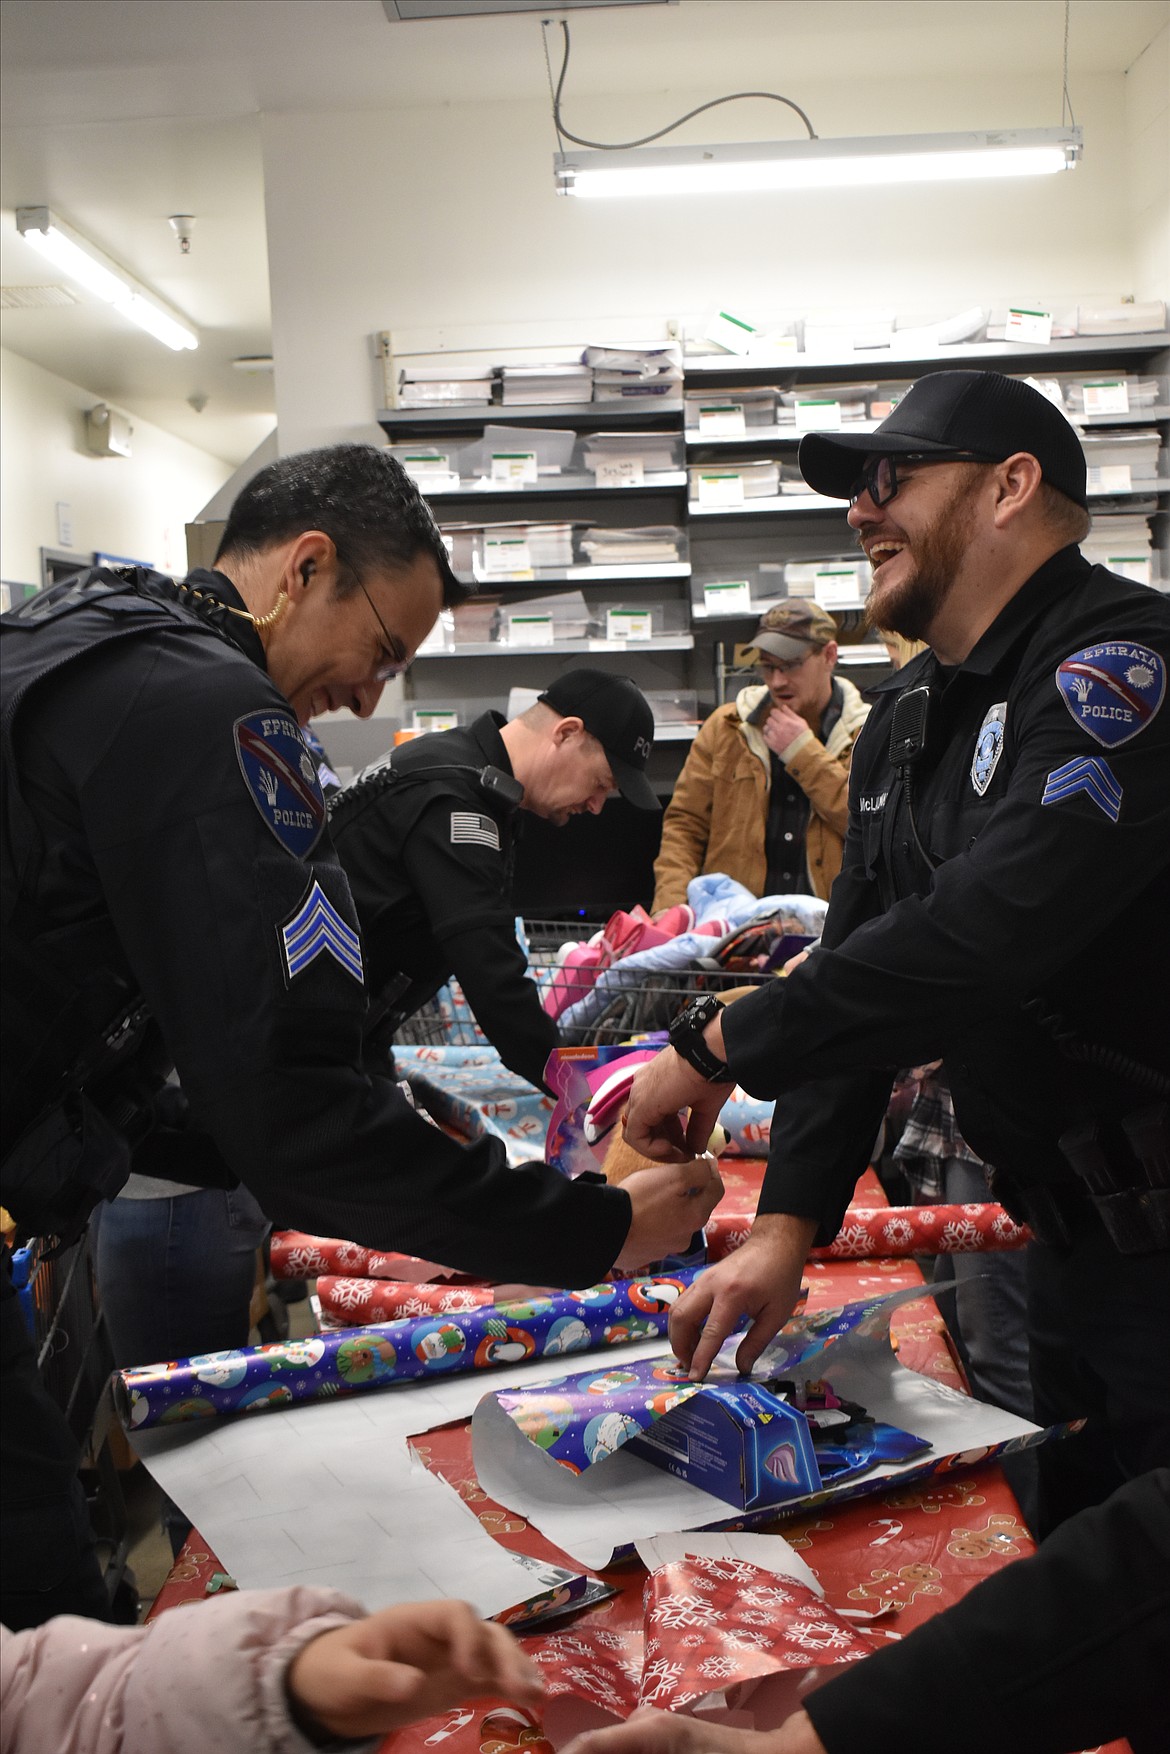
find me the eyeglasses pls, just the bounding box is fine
[356,577,410,681]
[758,652,814,677]
[848,451,992,509]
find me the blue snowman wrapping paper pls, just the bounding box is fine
[117,1269,705,1431]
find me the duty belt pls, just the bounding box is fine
[994,1103,1170,1255]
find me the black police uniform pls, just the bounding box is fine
[329,713,557,1091]
[720,547,1170,1530]
[804,1468,1170,1754]
[0,566,632,1625]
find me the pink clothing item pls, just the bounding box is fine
[0,1587,371,1754]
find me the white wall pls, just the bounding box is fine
[1126,22,1170,302]
[0,347,232,589]
[262,68,1143,453]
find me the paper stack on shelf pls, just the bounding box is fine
[776,384,875,426]
[578,526,683,566]
[586,342,683,402]
[1083,515,1158,588]
[579,432,682,476]
[397,365,494,408]
[1081,430,1162,488]
[502,591,592,643]
[684,388,778,429]
[451,597,501,644]
[477,521,576,571]
[689,459,780,499]
[1060,374,1164,415]
[1075,300,1165,336]
[499,364,593,405]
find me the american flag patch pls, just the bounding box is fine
[450,811,500,850]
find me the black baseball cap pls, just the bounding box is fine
[538,668,660,812]
[798,370,1088,509]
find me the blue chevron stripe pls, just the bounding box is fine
[280,880,364,984]
[1040,756,1123,823]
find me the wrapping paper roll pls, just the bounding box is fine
[317,1277,502,1325]
[270,1232,469,1282]
[709,1202,1030,1262]
[117,1269,705,1432]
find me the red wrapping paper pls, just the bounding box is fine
[709,1202,1029,1263]
[316,1278,500,1324]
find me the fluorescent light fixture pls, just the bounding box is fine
[555,127,1081,198]
[16,205,198,350]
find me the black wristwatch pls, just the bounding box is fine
[668,994,731,1083]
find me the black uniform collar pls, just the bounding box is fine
[468,711,516,781]
[868,544,1088,695]
[149,567,268,670]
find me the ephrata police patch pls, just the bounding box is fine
[1055,641,1166,748]
[234,710,326,858]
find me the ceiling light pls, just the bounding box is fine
[16,206,198,350]
[555,128,1082,198]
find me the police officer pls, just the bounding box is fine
[332,668,660,1091]
[0,444,721,1628]
[622,372,1170,1534]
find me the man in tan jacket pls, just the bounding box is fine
[652,600,869,908]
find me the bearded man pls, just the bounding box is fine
[622,370,1170,1540]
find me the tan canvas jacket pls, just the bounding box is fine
[652,676,870,909]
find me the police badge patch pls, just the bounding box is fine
[234,710,326,858]
[1055,641,1166,748]
[970,702,1007,796]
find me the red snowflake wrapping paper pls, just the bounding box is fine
[317,1277,500,1325]
[709,1202,1029,1263]
[525,1557,868,1745]
[271,1231,472,1283]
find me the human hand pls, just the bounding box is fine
[286,1598,544,1741]
[760,703,809,757]
[669,1213,816,1379]
[615,1155,724,1270]
[563,1705,827,1754]
[622,1047,733,1163]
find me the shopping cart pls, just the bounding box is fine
[392,918,785,1053]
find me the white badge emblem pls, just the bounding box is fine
[970,703,1007,796]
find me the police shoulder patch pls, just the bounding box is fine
[279,877,364,986]
[450,811,500,851]
[234,710,326,858]
[1055,641,1166,748]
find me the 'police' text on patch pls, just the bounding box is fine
[234,710,326,858]
[1054,641,1165,749]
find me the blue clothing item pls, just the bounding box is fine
[92,1184,270,1372]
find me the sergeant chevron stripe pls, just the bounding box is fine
[279,880,364,984]
[1040,755,1123,823]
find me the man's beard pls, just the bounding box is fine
[863,473,981,641]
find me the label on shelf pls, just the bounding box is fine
[1082,380,1130,416]
[490,451,538,484]
[594,456,646,488]
[1004,308,1053,345]
[698,404,748,436]
[606,608,654,640]
[702,579,753,615]
[1107,555,1151,586]
[1089,464,1133,493]
[413,709,459,733]
[484,538,533,575]
[697,471,746,508]
[813,567,863,609]
[706,309,758,356]
[506,613,554,645]
[794,398,843,433]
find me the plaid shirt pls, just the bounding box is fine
[893,1071,984,1200]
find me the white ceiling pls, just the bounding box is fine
[2,0,1166,463]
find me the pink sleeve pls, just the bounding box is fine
[1,1587,371,1754]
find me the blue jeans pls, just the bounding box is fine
[93,1184,270,1371]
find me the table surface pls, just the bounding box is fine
[148,1163,1129,1754]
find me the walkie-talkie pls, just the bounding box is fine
[888,684,939,872]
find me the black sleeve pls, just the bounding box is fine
[399,797,558,1091]
[804,1470,1170,1754]
[32,638,629,1286]
[724,805,895,1237]
[724,616,1170,1096]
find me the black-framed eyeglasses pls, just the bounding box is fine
[848,451,992,509]
[356,577,410,682]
